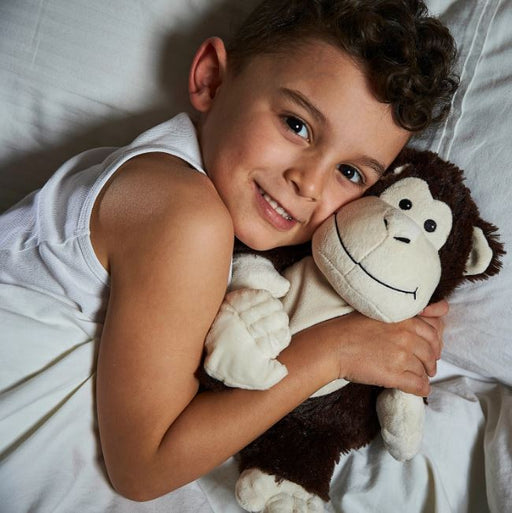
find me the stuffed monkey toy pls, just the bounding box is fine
[201,148,505,513]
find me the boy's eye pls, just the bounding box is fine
[284,116,310,140]
[338,164,363,184]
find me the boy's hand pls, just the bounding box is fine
[418,299,448,351]
[305,307,446,397]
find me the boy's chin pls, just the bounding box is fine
[236,235,274,252]
[236,229,306,252]
[235,229,275,251]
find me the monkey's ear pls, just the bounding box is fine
[464,224,505,279]
[464,227,493,276]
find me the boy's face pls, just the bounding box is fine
[198,39,410,250]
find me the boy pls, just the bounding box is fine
[0,0,457,508]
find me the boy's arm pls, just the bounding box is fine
[92,154,335,500]
[91,153,442,501]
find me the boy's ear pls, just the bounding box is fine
[188,37,228,113]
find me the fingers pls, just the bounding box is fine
[419,301,448,358]
[400,371,431,397]
[411,317,442,368]
[405,350,434,379]
[368,367,430,397]
[378,367,430,397]
[385,317,441,395]
[420,316,445,353]
[388,319,436,376]
[420,299,449,318]
[387,345,432,395]
[401,310,448,392]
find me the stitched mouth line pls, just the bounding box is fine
[334,216,418,299]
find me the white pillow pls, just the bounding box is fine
[413,0,512,385]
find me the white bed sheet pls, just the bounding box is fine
[1,0,511,512]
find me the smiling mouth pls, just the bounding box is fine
[334,216,418,299]
[257,186,295,221]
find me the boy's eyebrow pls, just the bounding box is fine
[357,157,386,177]
[279,87,387,177]
[279,87,327,125]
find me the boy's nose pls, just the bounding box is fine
[285,162,327,201]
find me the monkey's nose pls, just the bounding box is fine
[384,211,421,244]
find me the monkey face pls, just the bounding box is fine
[312,178,453,322]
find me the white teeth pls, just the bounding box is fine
[259,187,294,221]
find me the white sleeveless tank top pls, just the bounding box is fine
[0,113,205,323]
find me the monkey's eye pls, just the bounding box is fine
[424,219,437,232]
[399,199,412,210]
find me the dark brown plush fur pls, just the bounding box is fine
[198,148,505,502]
[238,384,381,501]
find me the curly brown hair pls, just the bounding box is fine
[226,0,459,132]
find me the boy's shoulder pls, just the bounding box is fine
[111,152,224,216]
[91,151,232,270]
